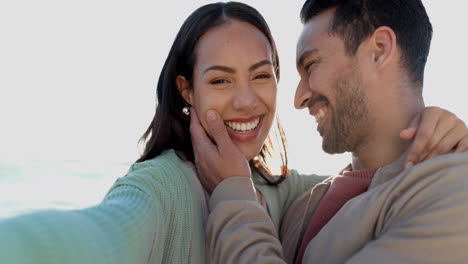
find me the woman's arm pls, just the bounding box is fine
[0,182,158,263]
[0,160,187,264]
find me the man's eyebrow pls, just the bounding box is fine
[203,65,235,75]
[249,60,272,72]
[297,48,318,68]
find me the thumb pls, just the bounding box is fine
[400,128,417,140]
[400,112,421,140]
[206,109,235,152]
[190,107,215,148]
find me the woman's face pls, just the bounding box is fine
[178,20,277,160]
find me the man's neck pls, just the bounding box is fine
[351,94,425,171]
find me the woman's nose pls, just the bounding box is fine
[233,86,258,112]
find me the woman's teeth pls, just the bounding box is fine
[225,118,260,132]
[315,107,328,123]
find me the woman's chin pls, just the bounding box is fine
[238,145,263,162]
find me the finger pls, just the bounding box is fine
[454,119,468,153]
[405,143,426,169]
[205,109,236,153]
[420,112,464,161]
[418,117,456,160]
[405,110,438,164]
[405,107,454,165]
[401,112,422,140]
[190,109,221,190]
[421,110,462,159]
[423,127,460,160]
[455,136,468,153]
[424,125,466,160]
[190,108,217,154]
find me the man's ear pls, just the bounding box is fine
[176,75,193,105]
[369,26,397,70]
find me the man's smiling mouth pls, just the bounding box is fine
[314,107,328,123]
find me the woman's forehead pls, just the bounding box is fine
[194,21,273,66]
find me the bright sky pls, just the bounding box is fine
[0,0,467,176]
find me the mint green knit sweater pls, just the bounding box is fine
[0,149,325,263]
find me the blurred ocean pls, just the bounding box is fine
[0,157,131,219]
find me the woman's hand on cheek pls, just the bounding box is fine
[190,108,251,193]
[401,106,468,169]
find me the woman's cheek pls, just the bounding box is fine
[194,96,225,134]
[261,85,278,111]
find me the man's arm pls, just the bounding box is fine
[207,177,286,263]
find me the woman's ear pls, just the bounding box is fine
[176,75,193,105]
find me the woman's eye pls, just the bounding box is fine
[210,79,230,85]
[254,73,271,79]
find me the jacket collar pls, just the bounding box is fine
[369,149,408,189]
[338,150,409,190]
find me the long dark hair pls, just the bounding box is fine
[138,2,288,184]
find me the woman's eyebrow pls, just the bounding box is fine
[203,65,235,75]
[202,59,272,75]
[249,60,272,71]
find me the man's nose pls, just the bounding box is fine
[294,79,313,109]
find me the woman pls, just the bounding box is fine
[0,2,466,263]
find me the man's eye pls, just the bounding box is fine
[210,79,230,85]
[304,60,318,72]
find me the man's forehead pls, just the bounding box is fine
[296,25,314,54]
[296,9,334,60]
[296,23,321,61]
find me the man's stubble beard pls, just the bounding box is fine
[322,68,371,154]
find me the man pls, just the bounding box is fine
[191,0,468,263]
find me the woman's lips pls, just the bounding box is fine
[224,115,263,142]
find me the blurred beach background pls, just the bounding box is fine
[1,0,467,218]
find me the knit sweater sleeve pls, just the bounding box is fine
[280,170,327,215]
[0,152,195,264]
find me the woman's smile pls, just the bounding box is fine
[224,115,264,142]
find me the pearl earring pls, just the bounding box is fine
[182,106,190,116]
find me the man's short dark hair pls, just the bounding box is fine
[301,0,433,90]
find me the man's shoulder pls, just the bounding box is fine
[366,152,468,213]
[377,152,468,188]
[310,152,468,264]
[376,152,468,209]
[407,152,468,180]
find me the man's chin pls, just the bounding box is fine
[322,137,347,154]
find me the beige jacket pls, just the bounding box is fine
[207,152,468,264]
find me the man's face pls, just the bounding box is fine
[295,9,371,154]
